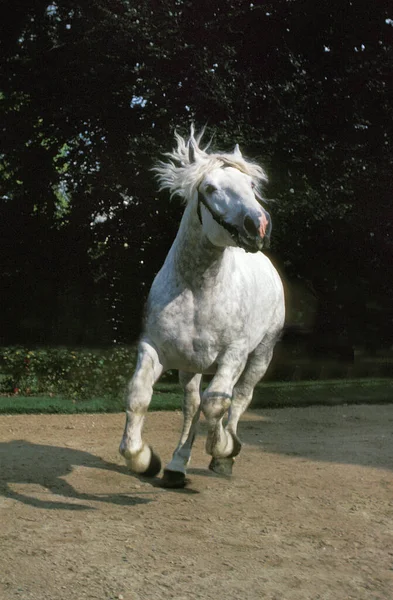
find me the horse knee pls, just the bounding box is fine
[202,392,231,421]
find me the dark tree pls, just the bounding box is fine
[1,0,392,350]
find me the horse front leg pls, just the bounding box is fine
[119,341,163,477]
[161,372,202,488]
[201,355,246,476]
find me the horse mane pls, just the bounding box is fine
[153,125,268,202]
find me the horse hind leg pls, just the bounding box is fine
[161,372,202,488]
[119,341,163,477]
[201,358,246,474]
[209,344,274,476]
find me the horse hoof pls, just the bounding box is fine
[209,456,235,477]
[141,447,162,477]
[161,469,188,489]
[230,433,242,457]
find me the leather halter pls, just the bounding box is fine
[197,190,240,242]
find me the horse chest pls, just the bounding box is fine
[146,285,246,371]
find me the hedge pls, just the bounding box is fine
[0,346,138,400]
[1,346,393,402]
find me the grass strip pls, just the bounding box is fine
[0,378,391,414]
[251,378,393,408]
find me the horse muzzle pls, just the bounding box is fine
[241,208,271,252]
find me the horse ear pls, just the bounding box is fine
[234,143,242,158]
[189,139,197,164]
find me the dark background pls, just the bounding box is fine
[1,0,392,358]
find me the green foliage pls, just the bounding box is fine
[0,346,137,400]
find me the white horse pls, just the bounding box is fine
[120,127,285,488]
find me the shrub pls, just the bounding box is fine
[0,346,137,400]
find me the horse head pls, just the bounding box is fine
[155,127,272,253]
[195,160,272,253]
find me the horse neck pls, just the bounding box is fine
[170,197,226,286]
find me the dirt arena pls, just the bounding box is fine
[1,405,392,600]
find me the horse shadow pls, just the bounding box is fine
[0,440,153,510]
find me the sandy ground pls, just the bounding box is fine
[0,405,393,600]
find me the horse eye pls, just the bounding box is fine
[205,184,216,194]
[251,181,256,189]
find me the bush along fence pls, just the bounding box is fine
[1,346,393,401]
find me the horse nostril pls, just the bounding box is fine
[243,214,259,238]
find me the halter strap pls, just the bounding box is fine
[197,190,240,242]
